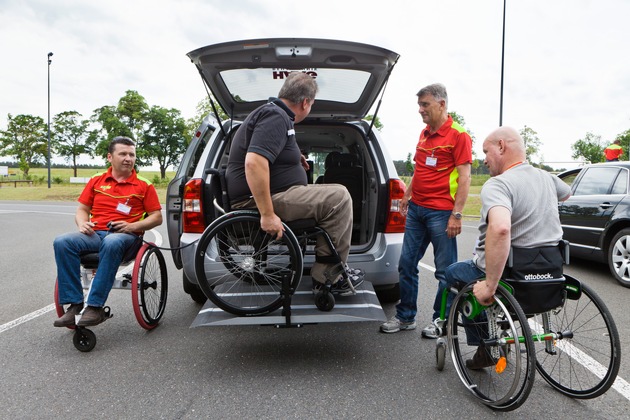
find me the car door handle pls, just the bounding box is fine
[600,202,613,209]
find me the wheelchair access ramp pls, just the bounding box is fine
[190,280,387,328]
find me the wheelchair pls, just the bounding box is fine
[54,234,168,352]
[432,248,621,411]
[193,168,358,318]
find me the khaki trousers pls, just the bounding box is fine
[233,184,352,283]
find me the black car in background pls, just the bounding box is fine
[558,162,630,287]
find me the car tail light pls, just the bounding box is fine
[182,178,205,233]
[385,178,407,233]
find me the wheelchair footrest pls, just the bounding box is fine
[190,280,386,328]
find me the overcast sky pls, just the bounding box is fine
[1,0,629,168]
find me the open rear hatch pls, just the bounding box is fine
[187,37,399,121]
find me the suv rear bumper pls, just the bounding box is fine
[180,232,403,288]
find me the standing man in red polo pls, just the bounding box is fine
[604,139,623,162]
[381,83,472,335]
[53,136,162,327]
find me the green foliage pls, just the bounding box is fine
[52,110,93,177]
[571,132,604,164]
[143,105,187,178]
[614,129,630,160]
[0,113,48,176]
[185,97,227,143]
[365,115,383,130]
[520,125,543,164]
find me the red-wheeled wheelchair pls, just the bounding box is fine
[54,234,167,352]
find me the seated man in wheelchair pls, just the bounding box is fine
[225,72,364,293]
[53,136,163,328]
[443,126,571,369]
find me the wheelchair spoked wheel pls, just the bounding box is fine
[132,244,168,329]
[195,212,303,316]
[533,276,621,399]
[447,284,536,412]
[73,327,96,352]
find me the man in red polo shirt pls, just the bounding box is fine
[53,136,162,327]
[604,139,623,161]
[381,83,472,335]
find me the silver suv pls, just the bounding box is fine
[166,38,406,304]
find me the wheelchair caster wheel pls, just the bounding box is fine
[436,338,446,371]
[315,290,335,311]
[73,328,96,352]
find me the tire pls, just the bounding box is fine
[194,212,302,316]
[436,339,446,371]
[73,328,96,352]
[183,272,207,304]
[132,244,168,329]
[607,228,630,287]
[534,276,621,398]
[315,290,335,311]
[447,283,536,412]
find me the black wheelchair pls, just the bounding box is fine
[54,234,168,352]
[192,168,358,318]
[432,244,621,411]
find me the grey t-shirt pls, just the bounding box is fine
[474,163,571,270]
[225,99,307,204]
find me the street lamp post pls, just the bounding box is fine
[47,52,53,188]
[499,0,506,126]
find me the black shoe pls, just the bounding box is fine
[53,303,83,327]
[76,306,111,327]
[332,266,365,295]
[465,346,497,370]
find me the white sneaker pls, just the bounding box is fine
[380,316,417,333]
[421,320,439,339]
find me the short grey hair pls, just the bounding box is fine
[417,83,448,108]
[278,72,318,104]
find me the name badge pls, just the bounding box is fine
[116,202,132,215]
[426,156,437,167]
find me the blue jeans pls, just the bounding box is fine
[396,202,457,323]
[444,259,487,345]
[54,231,139,307]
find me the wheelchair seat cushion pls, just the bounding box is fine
[79,235,143,268]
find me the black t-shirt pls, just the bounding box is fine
[225,98,307,204]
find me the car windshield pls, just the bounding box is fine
[220,68,371,104]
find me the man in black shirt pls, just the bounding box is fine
[225,72,363,291]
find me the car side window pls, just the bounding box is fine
[573,167,621,196]
[611,170,629,195]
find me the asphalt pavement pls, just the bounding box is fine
[1,201,628,419]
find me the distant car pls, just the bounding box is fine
[165,38,406,303]
[558,162,630,287]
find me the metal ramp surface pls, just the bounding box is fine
[191,280,386,328]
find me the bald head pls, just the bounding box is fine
[482,126,527,176]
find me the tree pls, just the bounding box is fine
[520,125,543,164]
[52,111,92,176]
[90,90,151,166]
[571,132,604,164]
[365,115,383,130]
[0,114,47,176]
[449,111,474,140]
[143,106,187,178]
[614,129,630,160]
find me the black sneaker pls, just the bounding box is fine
[332,266,364,295]
[465,345,501,370]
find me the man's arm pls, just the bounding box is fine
[446,162,472,238]
[76,203,97,235]
[473,205,511,305]
[244,151,284,238]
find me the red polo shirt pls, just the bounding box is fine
[78,167,162,232]
[411,116,473,210]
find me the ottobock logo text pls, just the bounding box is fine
[524,273,553,280]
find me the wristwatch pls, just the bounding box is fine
[452,211,463,220]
